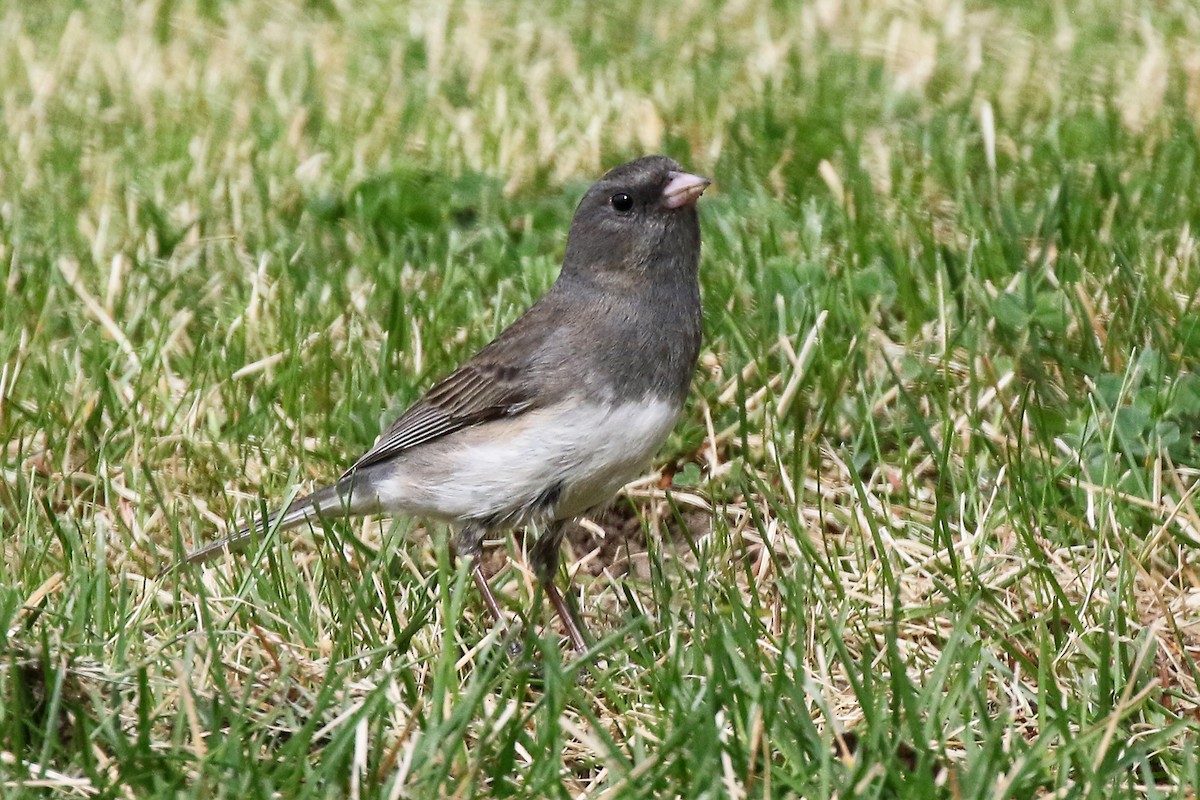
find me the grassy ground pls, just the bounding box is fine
[3,0,1200,796]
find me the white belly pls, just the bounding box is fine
[373,398,681,526]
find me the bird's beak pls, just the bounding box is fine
[661,171,712,209]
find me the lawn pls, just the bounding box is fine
[3,1,1200,797]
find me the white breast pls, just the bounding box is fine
[373,397,682,526]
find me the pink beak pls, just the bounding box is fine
[661,171,712,209]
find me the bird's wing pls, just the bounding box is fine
[342,319,552,477]
[343,360,537,476]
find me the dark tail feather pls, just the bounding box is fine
[172,475,379,570]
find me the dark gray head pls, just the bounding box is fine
[560,155,710,286]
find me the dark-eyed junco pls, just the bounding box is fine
[180,155,710,652]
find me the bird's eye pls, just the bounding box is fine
[610,193,634,213]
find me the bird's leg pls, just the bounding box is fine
[470,562,506,630]
[453,523,520,655]
[545,583,589,655]
[529,522,589,654]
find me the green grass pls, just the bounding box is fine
[3,0,1200,796]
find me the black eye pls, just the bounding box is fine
[610,193,634,213]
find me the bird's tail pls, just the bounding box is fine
[173,474,379,569]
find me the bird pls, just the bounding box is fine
[178,155,710,653]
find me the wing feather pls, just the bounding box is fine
[341,309,555,476]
